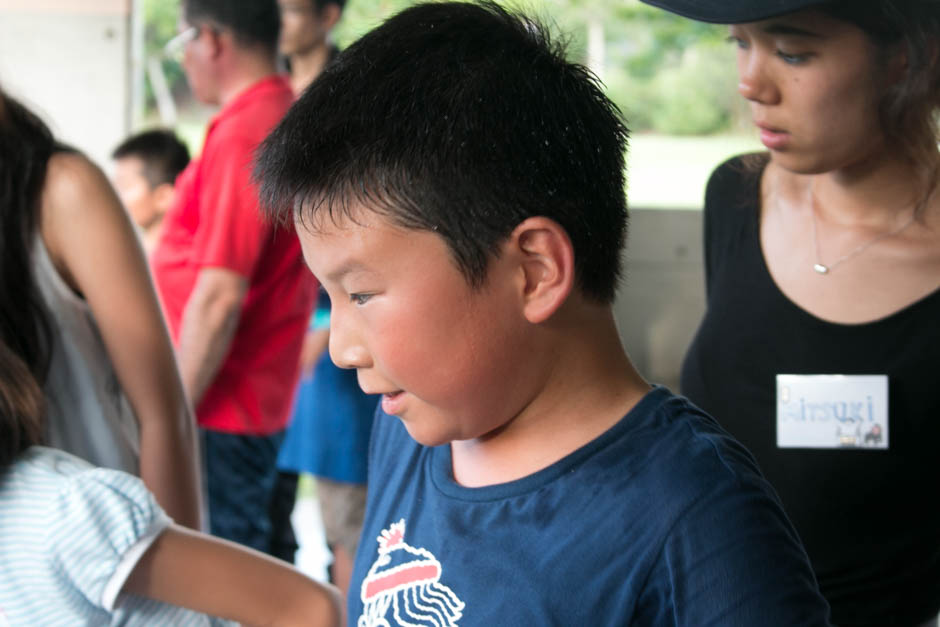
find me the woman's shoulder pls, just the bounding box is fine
[41,151,123,228]
[5,448,135,516]
[22,447,169,542]
[13,447,144,501]
[39,150,141,291]
[15,446,95,480]
[700,152,770,246]
[40,151,110,229]
[705,152,769,207]
[15,447,148,495]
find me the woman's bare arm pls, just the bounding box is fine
[40,152,202,529]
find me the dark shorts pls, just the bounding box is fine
[201,428,285,553]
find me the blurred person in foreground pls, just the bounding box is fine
[255,2,832,624]
[111,129,190,255]
[151,0,317,553]
[0,338,342,626]
[0,87,202,529]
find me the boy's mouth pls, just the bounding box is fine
[381,390,406,415]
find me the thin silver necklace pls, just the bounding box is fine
[809,179,917,275]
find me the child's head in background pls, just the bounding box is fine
[111,129,189,249]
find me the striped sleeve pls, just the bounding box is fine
[44,467,172,611]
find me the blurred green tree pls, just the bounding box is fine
[142,0,184,112]
[141,0,741,135]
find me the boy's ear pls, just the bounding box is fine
[509,217,575,324]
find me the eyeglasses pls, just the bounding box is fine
[279,3,316,15]
[163,26,199,62]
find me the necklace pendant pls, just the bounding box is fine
[813,263,829,275]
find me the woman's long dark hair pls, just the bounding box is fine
[823,0,940,211]
[0,339,44,468]
[0,89,55,384]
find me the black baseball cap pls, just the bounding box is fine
[638,0,829,24]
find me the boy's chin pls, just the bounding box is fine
[400,421,453,448]
[394,410,463,448]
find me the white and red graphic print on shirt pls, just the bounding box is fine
[358,519,465,627]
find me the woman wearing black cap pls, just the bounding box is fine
[640,1,940,626]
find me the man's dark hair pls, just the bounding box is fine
[313,0,346,12]
[112,129,190,189]
[256,1,629,303]
[184,0,281,52]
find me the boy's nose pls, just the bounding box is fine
[328,315,372,370]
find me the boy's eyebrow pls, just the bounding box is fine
[323,259,372,283]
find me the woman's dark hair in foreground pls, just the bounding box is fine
[0,339,44,469]
[0,89,55,384]
[826,1,939,207]
[255,1,630,303]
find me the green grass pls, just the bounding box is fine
[174,114,211,156]
[627,133,762,209]
[297,473,317,500]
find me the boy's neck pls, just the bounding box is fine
[449,302,650,488]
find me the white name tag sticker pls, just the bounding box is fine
[776,374,888,450]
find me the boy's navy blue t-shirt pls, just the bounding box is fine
[349,386,831,626]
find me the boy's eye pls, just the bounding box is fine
[726,35,747,50]
[349,293,373,306]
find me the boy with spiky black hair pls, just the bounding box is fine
[255,2,831,624]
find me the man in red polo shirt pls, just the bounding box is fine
[151,0,315,553]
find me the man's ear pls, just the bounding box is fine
[205,26,225,60]
[508,216,575,324]
[320,3,343,32]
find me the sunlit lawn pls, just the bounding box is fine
[628,133,762,210]
[175,115,209,156]
[297,473,317,500]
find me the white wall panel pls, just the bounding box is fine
[0,0,132,167]
[615,209,706,391]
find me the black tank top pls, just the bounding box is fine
[681,154,940,626]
